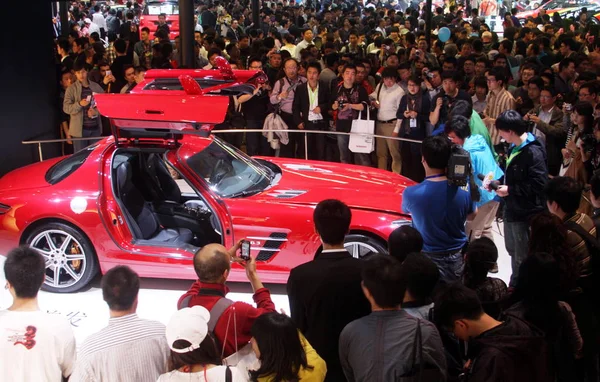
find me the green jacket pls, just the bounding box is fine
[470,111,498,161]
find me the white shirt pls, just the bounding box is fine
[294,39,312,60]
[307,84,323,121]
[88,22,101,36]
[157,366,249,382]
[472,95,487,114]
[70,314,169,382]
[534,107,554,146]
[0,310,76,382]
[92,13,107,30]
[370,83,405,121]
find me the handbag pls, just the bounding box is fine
[349,105,375,153]
[397,319,445,382]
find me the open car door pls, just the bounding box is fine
[94,93,230,145]
[94,92,235,250]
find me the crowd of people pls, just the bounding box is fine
[4,0,597,380]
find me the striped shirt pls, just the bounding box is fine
[70,314,169,382]
[484,88,515,145]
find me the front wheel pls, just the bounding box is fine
[344,234,388,259]
[26,222,99,293]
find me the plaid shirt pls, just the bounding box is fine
[105,43,116,66]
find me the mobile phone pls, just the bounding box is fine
[240,240,251,261]
[86,95,92,102]
[106,70,111,76]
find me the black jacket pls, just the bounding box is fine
[466,315,552,382]
[503,137,548,222]
[287,250,371,382]
[292,81,330,128]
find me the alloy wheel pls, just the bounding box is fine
[29,230,87,289]
[344,241,380,259]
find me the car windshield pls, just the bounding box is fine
[146,2,179,15]
[184,137,273,198]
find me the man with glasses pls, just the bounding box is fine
[524,86,565,176]
[483,67,516,145]
[511,63,538,116]
[579,81,598,109]
[238,57,273,156]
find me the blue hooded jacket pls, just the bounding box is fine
[464,134,504,207]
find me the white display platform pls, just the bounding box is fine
[0,224,511,347]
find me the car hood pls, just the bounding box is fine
[253,158,415,216]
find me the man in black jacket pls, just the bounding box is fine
[287,199,370,382]
[293,62,330,161]
[434,284,551,382]
[494,110,548,286]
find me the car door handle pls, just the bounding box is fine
[145,110,164,115]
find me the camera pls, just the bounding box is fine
[423,69,434,80]
[415,49,421,57]
[240,240,251,261]
[581,134,596,153]
[447,144,481,202]
[564,103,573,112]
[338,100,347,109]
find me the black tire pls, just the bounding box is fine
[344,234,388,259]
[25,222,99,293]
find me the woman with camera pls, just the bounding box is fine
[560,101,596,213]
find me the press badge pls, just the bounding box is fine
[410,118,417,128]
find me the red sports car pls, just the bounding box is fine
[140,0,180,41]
[0,94,414,293]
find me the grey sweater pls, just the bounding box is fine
[339,310,447,382]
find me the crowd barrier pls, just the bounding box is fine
[22,129,424,162]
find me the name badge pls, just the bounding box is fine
[410,118,417,128]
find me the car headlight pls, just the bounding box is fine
[391,218,412,227]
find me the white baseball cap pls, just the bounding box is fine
[166,306,210,354]
[84,18,92,24]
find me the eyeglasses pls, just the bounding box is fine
[579,93,591,97]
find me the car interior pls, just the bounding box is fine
[112,150,222,250]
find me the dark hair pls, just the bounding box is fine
[313,199,351,245]
[193,248,230,283]
[513,252,563,337]
[400,253,439,302]
[342,63,357,74]
[381,66,398,80]
[441,70,461,83]
[421,135,451,170]
[57,38,70,53]
[72,61,90,72]
[528,76,544,90]
[499,39,513,52]
[580,81,599,96]
[560,38,576,51]
[362,255,404,308]
[449,99,473,119]
[496,110,527,135]
[388,226,423,263]
[141,26,150,34]
[4,247,45,298]
[306,61,322,73]
[74,37,86,49]
[114,38,127,54]
[559,57,576,72]
[90,32,100,41]
[445,115,472,140]
[101,266,140,311]
[443,56,458,68]
[169,335,222,371]
[488,66,507,86]
[433,283,484,330]
[540,86,557,97]
[528,211,577,292]
[573,101,595,133]
[464,237,498,285]
[325,52,339,68]
[544,176,582,214]
[250,313,311,381]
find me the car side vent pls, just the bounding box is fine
[269,190,307,199]
[256,232,288,261]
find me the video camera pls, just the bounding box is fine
[447,144,481,203]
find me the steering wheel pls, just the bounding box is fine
[209,159,233,185]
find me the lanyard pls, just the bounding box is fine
[425,174,445,180]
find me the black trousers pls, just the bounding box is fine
[279,111,305,159]
[305,120,327,161]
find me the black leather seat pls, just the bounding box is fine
[146,153,182,203]
[116,161,193,245]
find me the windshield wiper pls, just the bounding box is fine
[227,189,262,198]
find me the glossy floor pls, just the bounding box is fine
[0,222,511,347]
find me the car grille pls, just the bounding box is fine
[254,232,288,261]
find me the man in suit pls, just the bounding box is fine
[293,62,330,161]
[287,199,371,382]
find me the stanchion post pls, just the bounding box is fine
[304,131,308,160]
[38,143,43,161]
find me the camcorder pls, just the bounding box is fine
[447,145,481,203]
